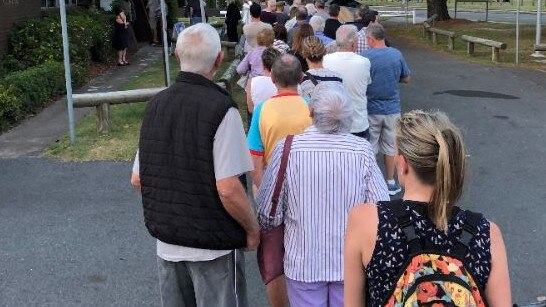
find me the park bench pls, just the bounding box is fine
[461,35,507,62]
[422,14,438,38]
[535,44,546,52]
[426,27,457,50]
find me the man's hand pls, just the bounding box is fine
[131,172,141,192]
[217,176,260,247]
[245,229,260,251]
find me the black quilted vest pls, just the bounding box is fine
[139,71,246,250]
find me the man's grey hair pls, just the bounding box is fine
[271,54,302,88]
[176,23,221,75]
[335,24,358,50]
[366,23,385,41]
[309,15,326,33]
[310,82,353,134]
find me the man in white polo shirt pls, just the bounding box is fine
[323,24,371,139]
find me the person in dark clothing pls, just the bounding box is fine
[188,0,204,25]
[112,6,129,66]
[261,0,278,25]
[323,4,342,39]
[275,1,290,24]
[225,0,242,42]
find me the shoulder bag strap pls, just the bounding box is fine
[269,135,294,218]
[303,72,319,86]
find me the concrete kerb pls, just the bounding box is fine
[0,45,164,158]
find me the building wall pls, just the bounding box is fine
[0,0,42,61]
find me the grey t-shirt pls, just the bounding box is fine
[133,107,253,262]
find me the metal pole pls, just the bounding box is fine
[405,0,409,27]
[60,0,76,144]
[532,0,544,57]
[200,0,206,23]
[160,0,171,86]
[516,0,520,64]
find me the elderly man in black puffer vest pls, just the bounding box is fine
[138,23,259,307]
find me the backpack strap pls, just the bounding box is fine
[383,200,422,254]
[452,210,483,259]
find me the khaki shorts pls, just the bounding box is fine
[368,114,400,156]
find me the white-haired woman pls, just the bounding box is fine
[344,110,511,306]
[256,82,389,307]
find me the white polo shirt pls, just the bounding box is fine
[323,51,372,133]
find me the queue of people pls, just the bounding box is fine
[130,2,512,306]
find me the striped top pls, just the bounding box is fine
[256,126,389,282]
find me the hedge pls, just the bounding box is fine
[0,61,86,129]
[1,10,112,74]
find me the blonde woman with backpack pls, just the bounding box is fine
[344,110,511,307]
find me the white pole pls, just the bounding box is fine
[532,0,544,57]
[516,0,520,64]
[60,0,76,144]
[405,0,409,27]
[160,0,171,86]
[200,0,206,23]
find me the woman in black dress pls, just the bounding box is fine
[225,0,242,42]
[113,6,129,66]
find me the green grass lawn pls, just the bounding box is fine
[45,55,246,161]
[385,20,543,66]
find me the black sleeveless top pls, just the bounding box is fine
[365,201,492,305]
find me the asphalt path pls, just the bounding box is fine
[1,41,546,305]
[379,6,545,24]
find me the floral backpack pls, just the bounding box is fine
[383,200,488,307]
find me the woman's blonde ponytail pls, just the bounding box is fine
[396,111,467,232]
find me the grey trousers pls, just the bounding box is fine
[156,250,248,307]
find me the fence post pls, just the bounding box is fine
[96,103,110,134]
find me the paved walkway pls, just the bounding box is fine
[0,45,163,158]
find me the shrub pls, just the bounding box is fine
[0,84,21,123]
[2,10,112,74]
[0,61,86,126]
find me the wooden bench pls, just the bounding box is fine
[535,44,546,52]
[422,14,438,38]
[461,35,507,62]
[427,27,457,50]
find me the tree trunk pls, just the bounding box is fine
[427,0,451,20]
